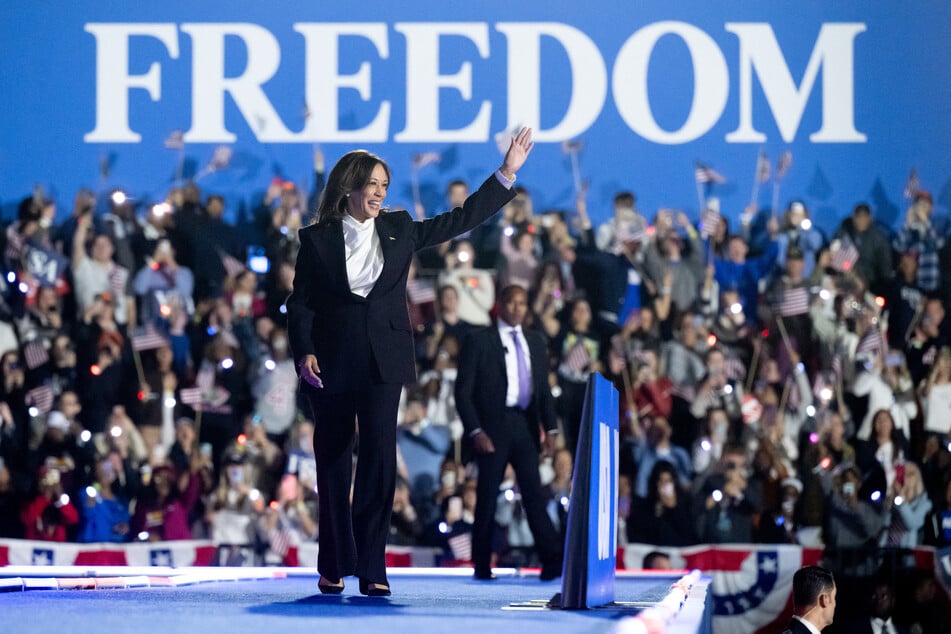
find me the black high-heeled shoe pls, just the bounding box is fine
[318,576,345,594]
[358,578,391,597]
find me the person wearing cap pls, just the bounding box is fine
[776,200,825,279]
[893,190,946,293]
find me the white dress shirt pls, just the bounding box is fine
[791,615,822,634]
[871,617,896,634]
[497,320,531,408]
[342,214,384,297]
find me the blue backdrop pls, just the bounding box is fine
[1,1,949,233]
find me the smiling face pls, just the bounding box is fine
[347,163,389,223]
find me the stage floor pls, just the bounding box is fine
[0,567,709,634]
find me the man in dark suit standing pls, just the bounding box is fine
[455,284,563,581]
[838,581,909,634]
[783,565,837,634]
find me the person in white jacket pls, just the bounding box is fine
[851,352,917,441]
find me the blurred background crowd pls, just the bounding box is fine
[0,149,950,607]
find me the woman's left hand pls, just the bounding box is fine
[500,127,534,179]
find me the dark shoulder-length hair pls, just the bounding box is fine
[313,150,391,225]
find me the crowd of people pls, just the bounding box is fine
[1,151,950,584]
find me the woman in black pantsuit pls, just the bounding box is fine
[287,129,534,595]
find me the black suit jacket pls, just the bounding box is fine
[838,617,909,634]
[455,325,557,450]
[287,175,515,393]
[781,618,815,634]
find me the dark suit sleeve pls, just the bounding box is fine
[286,227,319,370]
[412,175,516,250]
[530,333,558,433]
[454,331,484,437]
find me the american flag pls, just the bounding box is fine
[756,152,771,183]
[778,287,810,317]
[699,207,721,239]
[617,224,649,244]
[610,335,625,360]
[131,327,169,352]
[776,152,793,179]
[903,168,920,200]
[561,139,584,154]
[695,162,726,184]
[179,387,204,406]
[26,384,55,414]
[406,278,436,304]
[831,355,843,384]
[99,154,113,180]
[23,340,49,370]
[830,239,859,272]
[163,130,185,150]
[208,145,233,171]
[856,326,887,359]
[412,152,441,170]
[813,372,835,402]
[219,251,246,278]
[723,355,746,382]
[5,225,25,264]
[108,265,128,296]
[562,341,591,374]
[267,525,293,558]
[447,532,472,561]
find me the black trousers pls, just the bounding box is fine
[471,409,562,573]
[305,382,401,585]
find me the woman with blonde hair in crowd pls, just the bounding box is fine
[881,460,932,548]
[919,347,951,440]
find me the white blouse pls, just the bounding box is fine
[342,214,384,297]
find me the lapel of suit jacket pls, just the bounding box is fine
[526,331,547,392]
[488,326,508,383]
[311,219,350,296]
[369,213,399,297]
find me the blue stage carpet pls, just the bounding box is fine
[1,572,678,634]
